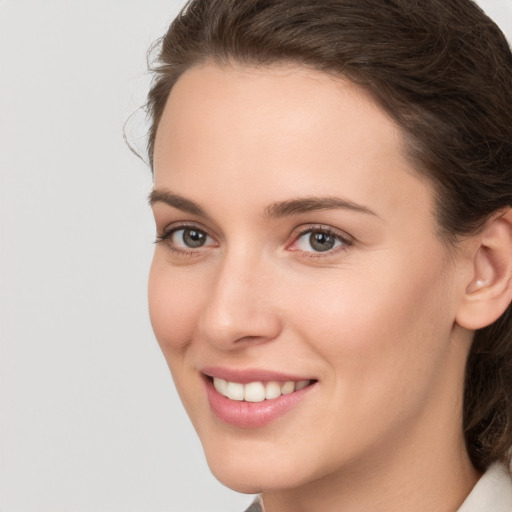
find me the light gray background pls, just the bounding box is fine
[0,1,511,511]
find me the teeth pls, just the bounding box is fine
[281,381,295,395]
[213,377,227,395]
[265,381,281,400]
[226,381,244,401]
[244,382,266,402]
[295,380,309,390]
[213,377,311,402]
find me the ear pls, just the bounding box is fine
[456,208,512,330]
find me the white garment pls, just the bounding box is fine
[457,463,512,512]
[245,463,512,512]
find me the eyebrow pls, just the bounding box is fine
[148,189,209,218]
[263,196,378,219]
[149,188,378,219]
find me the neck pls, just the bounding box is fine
[262,431,479,512]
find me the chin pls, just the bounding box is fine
[203,444,316,494]
[210,466,299,495]
[211,471,266,495]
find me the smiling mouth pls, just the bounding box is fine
[211,377,314,402]
[203,372,318,427]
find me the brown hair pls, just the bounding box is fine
[145,0,512,472]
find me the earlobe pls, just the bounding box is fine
[456,209,512,330]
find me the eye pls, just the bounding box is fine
[289,227,351,254]
[172,227,210,248]
[156,225,216,252]
[296,230,341,252]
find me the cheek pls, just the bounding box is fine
[292,249,455,388]
[280,252,457,456]
[148,254,201,352]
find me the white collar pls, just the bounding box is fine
[457,463,512,512]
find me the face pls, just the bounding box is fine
[149,63,470,494]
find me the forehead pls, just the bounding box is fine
[154,62,402,170]
[153,62,434,228]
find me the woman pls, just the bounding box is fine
[145,0,512,510]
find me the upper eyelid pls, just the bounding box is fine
[291,223,354,242]
[152,206,222,236]
[160,221,217,239]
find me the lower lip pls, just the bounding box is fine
[204,378,315,428]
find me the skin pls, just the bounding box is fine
[149,63,482,512]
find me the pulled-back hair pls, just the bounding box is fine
[145,0,512,472]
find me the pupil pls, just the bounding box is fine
[310,232,335,252]
[183,229,206,248]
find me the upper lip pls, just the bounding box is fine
[201,366,315,384]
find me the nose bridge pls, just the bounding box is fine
[198,245,281,348]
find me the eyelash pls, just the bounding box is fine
[155,223,353,257]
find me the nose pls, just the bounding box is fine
[197,251,282,350]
